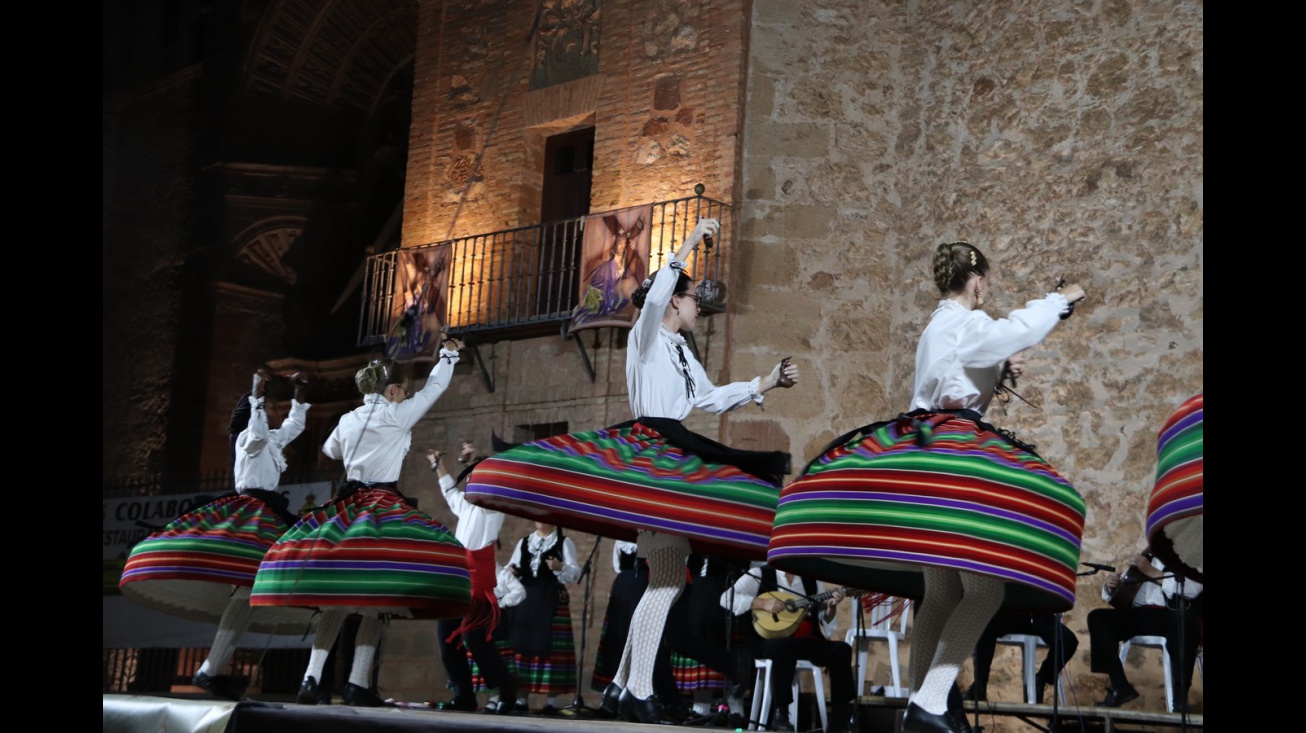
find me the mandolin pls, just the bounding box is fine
[1107,550,1155,610]
[751,586,866,639]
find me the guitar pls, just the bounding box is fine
[751,586,867,639]
[1107,550,1155,610]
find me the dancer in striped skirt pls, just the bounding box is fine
[120,368,312,701]
[250,346,472,707]
[1145,392,1202,584]
[505,522,580,714]
[465,218,799,725]
[769,241,1086,733]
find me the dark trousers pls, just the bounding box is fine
[751,636,854,709]
[972,612,1079,690]
[438,616,512,699]
[651,588,754,701]
[1087,605,1200,700]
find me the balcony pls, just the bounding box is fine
[357,193,731,358]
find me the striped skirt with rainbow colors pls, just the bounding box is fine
[118,492,315,631]
[249,487,471,619]
[1146,392,1203,582]
[768,411,1085,613]
[464,421,784,562]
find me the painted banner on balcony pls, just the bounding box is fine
[566,204,652,335]
[388,245,451,361]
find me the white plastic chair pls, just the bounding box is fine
[845,596,910,698]
[748,658,827,732]
[1120,635,1174,712]
[994,633,1067,704]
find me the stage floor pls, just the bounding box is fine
[103,693,1203,733]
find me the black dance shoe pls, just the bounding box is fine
[599,682,623,717]
[618,688,677,725]
[295,676,319,705]
[193,670,246,702]
[1095,684,1140,708]
[902,701,972,733]
[342,682,392,707]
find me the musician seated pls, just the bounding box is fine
[1087,551,1204,713]
[965,610,1078,703]
[722,562,855,733]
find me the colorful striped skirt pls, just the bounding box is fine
[511,587,578,695]
[768,411,1085,613]
[249,487,471,619]
[464,420,787,562]
[118,491,316,632]
[1146,393,1203,582]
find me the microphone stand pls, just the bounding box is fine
[562,536,602,717]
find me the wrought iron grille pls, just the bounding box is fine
[358,194,730,346]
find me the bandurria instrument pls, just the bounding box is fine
[751,586,867,639]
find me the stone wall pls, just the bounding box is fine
[737,0,1202,720]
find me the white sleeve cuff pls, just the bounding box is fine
[748,376,764,405]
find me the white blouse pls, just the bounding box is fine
[911,294,1068,414]
[438,473,505,552]
[511,531,582,585]
[626,259,761,420]
[322,348,459,483]
[235,397,309,491]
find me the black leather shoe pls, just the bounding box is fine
[1095,684,1140,708]
[193,670,246,701]
[342,682,392,707]
[599,682,623,717]
[768,705,796,732]
[962,683,987,702]
[903,701,972,733]
[296,676,319,705]
[618,688,677,725]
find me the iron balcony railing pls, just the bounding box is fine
[358,193,731,347]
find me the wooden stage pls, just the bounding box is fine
[103,693,1205,733]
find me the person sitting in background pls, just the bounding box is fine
[966,611,1078,704]
[1087,550,1203,713]
[722,562,855,733]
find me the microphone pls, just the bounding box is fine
[1082,562,1116,573]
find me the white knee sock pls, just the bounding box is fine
[911,571,1003,715]
[618,533,688,699]
[304,609,347,683]
[348,615,385,688]
[201,589,254,676]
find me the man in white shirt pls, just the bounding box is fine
[722,562,855,733]
[431,443,520,714]
[1087,551,1203,713]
